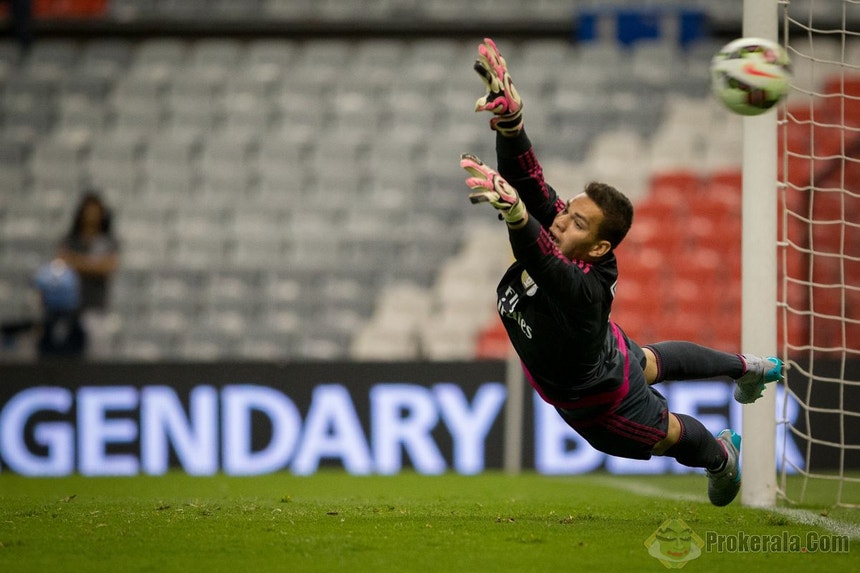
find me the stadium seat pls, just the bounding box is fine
[0,40,21,75]
[290,39,355,91]
[116,327,178,361]
[188,38,243,66]
[296,332,351,361]
[350,321,421,361]
[229,99,277,137]
[110,268,148,312]
[29,133,86,191]
[172,238,228,271]
[2,91,56,144]
[85,131,144,198]
[0,163,26,193]
[143,129,199,168]
[263,0,314,18]
[238,329,297,360]
[631,40,676,87]
[231,236,287,270]
[114,202,174,265]
[1,202,54,243]
[196,134,256,196]
[0,131,29,165]
[404,39,467,83]
[109,0,158,18]
[203,270,261,312]
[112,98,165,139]
[419,310,484,360]
[179,327,236,361]
[59,72,114,104]
[0,244,45,286]
[330,89,382,133]
[55,95,107,142]
[145,269,205,313]
[135,37,188,63]
[110,74,166,124]
[22,40,79,82]
[474,321,511,360]
[77,39,133,78]
[144,307,191,338]
[155,0,210,19]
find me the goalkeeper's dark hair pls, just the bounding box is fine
[584,181,633,251]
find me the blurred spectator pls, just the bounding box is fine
[57,190,120,357]
[34,259,87,358]
[0,259,87,359]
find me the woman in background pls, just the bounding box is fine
[58,191,120,357]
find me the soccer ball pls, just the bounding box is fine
[710,37,792,116]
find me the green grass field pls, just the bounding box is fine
[1,472,857,573]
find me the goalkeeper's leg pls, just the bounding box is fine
[657,413,742,507]
[561,361,740,506]
[643,341,783,404]
[643,341,744,382]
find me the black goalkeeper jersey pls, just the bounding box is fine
[494,131,629,415]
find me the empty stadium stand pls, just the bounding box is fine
[0,3,855,362]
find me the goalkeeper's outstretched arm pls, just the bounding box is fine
[473,37,523,137]
[471,38,563,230]
[460,153,529,229]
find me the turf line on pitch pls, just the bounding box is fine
[596,476,860,540]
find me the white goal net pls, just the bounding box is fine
[778,0,860,508]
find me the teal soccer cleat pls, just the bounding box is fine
[707,429,742,507]
[734,355,783,404]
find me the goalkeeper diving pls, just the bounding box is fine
[462,38,784,506]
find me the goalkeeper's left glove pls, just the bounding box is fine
[473,38,523,137]
[460,153,527,227]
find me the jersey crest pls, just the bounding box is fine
[521,270,538,297]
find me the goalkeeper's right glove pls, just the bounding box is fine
[474,38,523,137]
[460,153,527,227]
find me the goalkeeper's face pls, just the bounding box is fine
[549,194,612,262]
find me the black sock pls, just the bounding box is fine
[645,341,745,382]
[662,413,726,472]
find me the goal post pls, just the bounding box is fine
[741,0,780,508]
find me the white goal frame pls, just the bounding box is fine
[740,0,781,508]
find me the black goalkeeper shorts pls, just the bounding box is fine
[555,332,670,461]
